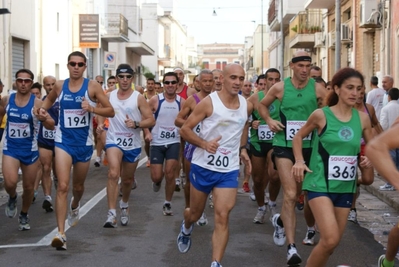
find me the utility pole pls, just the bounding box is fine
[279,0,284,76]
[335,0,341,71]
[261,0,264,74]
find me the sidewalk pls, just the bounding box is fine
[361,174,399,211]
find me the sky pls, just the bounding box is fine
[173,0,264,45]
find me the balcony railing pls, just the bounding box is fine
[101,13,128,42]
[289,10,323,48]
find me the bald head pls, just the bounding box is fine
[293,51,310,58]
[382,75,394,91]
[43,75,56,94]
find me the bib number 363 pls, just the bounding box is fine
[328,156,357,181]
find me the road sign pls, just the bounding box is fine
[104,52,116,70]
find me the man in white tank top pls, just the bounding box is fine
[97,64,155,228]
[176,64,252,267]
[147,72,185,216]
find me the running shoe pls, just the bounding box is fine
[302,230,316,246]
[120,207,129,226]
[18,214,30,231]
[196,212,208,226]
[242,182,250,193]
[51,232,67,250]
[272,213,286,246]
[379,183,395,191]
[347,209,358,224]
[103,212,117,228]
[175,179,181,192]
[94,156,101,167]
[32,190,38,203]
[67,197,80,227]
[269,203,277,222]
[209,194,214,209]
[177,220,192,253]
[253,208,266,224]
[163,203,173,216]
[42,199,53,213]
[131,180,137,190]
[296,194,304,210]
[152,182,161,192]
[249,192,256,201]
[211,261,223,267]
[287,244,302,266]
[5,194,18,218]
[377,255,386,267]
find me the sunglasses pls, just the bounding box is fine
[117,74,133,80]
[97,81,104,85]
[164,81,177,85]
[16,78,33,84]
[68,61,86,67]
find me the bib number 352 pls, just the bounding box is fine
[286,120,312,141]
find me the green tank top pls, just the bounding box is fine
[273,77,318,148]
[303,107,362,193]
[250,91,281,148]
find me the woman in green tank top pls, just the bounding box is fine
[290,68,374,267]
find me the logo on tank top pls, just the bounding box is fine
[75,96,84,102]
[63,94,73,101]
[338,126,354,141]
[269,103,276,114]
[21,113,29,120]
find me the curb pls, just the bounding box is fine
[361,175,399,212]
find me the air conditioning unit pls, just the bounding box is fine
[359,0,380,28]
[328,31,336,48]
[341,23,353,43]
[314,32,325,48]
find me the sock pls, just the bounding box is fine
[20,211,28,217]
[164,201,171,205]
[383,258,394,267]
[10,194,17,200]
[288,243,296,250]
[351,208,357,212]
[183,224,193,235]
[109,209,116,217]
[258,205,266,211]
[95,156,101,162]
[277,215,284,227]
[307,226,315,232]
[45,195,52,201]
[119,200,128,209]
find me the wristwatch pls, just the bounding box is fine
[134,121,140,129]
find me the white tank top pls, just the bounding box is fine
[151,93,181,146]
[106,90,142,150]
[192,92,247,172]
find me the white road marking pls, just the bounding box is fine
[0,157,147,249]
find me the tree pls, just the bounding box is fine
[141,64,155,79]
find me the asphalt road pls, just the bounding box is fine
[0,155,396,267]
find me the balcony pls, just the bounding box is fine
[158,44,172,65]
[101,13,129,42]
[289,10,323,48]
[305,0,335,9]
[268,0,307,32]
[126,42,154,55]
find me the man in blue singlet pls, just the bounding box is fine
[41,51,115,250]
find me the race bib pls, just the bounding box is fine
[115,132,135,149]
[205,147,232,169]
[258,125,275,141]
[64,109,89,128]
[286,120,312,140]
[328,156,357,181]
[159,126,177,140]
[8,122,30,138]
[42,128,56,140]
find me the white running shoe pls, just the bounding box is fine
[67,197,80,227]
[272,213,286,246]
[196,212,208,226]
[253,208,266,224]
[302,230,316,246]
[208,194,214,209]
[120,207,129,226]
[152,182,161,192]
[163,203,173,216]
[103,212,117,228]
[249,192,256,201]
[287,244,302,266]
[347,209,358,224]
[51,232,67,250]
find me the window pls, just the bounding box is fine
[203,61,209,69]
[216,61,221,69]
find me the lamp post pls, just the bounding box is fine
[261,0,263,74]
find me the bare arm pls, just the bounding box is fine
[42,80,62,110]
[175,96,194,128]
[258,82,284,132]
[366,119,399,190]
[90,81,115,118]
[34,98,55,130]
[366,104,383,134]
[187,87,197,98]
[292,109,325,182]
[137,94,155,129]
